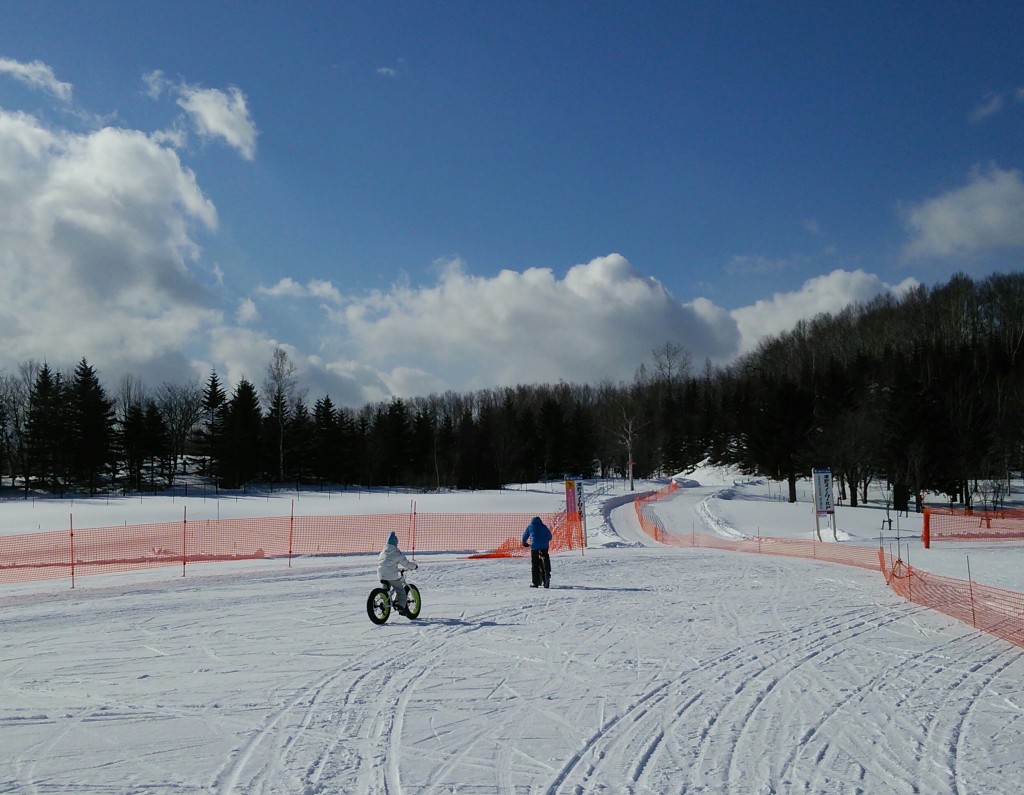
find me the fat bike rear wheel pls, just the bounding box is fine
[404,584,422,619]
[367,587,392,624]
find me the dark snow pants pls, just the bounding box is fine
[530,549,550,587]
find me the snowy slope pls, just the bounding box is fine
[2,473,1023,794]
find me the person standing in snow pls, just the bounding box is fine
[521,516,552,588]
[377,531,418,615]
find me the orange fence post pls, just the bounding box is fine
[967,556,976,627]
[288,500,294,568]
[923,508,930,548]
[182,506,187,577]
[410,501,417,559]
[69,514,75,589]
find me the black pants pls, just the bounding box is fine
[531,549,551,587]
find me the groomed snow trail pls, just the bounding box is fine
[2,485,1024,793]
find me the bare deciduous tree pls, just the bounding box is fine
[156,380,204,478]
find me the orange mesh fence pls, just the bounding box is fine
[466,511,583,559]
[879,550,1024,648]
[0,511,579,586]
[637,484,1024,649]
[633,486,881,570]
[922,506,1024,548]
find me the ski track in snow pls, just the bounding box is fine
[2,482,1024,793]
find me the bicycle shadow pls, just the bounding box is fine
[548,584,651,592]
[411,616,511,628]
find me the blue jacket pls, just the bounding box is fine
[522,516,552,551]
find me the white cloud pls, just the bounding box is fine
[730,269,919,355]
[0,57,72,102]
[142,70,169,100]
[325,254,741,391]
[259,277,306,298]
[258,277,342,303]
[376,67,398,78]
[307,279,342,302]
[0,106,221,383]
[176,84,257,160]
[903,165,1024,259]
[236,297,259,324]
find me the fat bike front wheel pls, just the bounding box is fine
[404,584,422,619]
[367,587,392,624]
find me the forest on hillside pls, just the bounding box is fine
[1,272,1022,510]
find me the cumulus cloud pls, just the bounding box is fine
[200,325,387,408]
[0,57,72,102]
[323,254,741,390]
[903,165,1024,259]
[0,106,224,382]
[730,269,919,355]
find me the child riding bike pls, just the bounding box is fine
[377,532,418,616]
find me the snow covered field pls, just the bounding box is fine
[3,469,1023,793]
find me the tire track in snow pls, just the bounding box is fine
[215,666,353,794]
[912,637,1020,795]
[213,604,486,794]
[545,596,902,793]
[313,607,510,794]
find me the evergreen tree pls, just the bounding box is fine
[222,379,263,488]
[142,399,171,490]
[195,371,227,481]
[120,400,147,491]
[68,359,116,495]
[286,398,313,482]
[24,363,67,493]
[311,395,341,484]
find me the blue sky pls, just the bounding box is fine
[1,2,1023,406]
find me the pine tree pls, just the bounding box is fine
[25,363,67,493]
[120,400,147,491]
[311,396,339,484]
[68,358,115,495]
[195,371,227,481]
[222,378,263,488]
[142,400,171,490]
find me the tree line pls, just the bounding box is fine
[1,272,1022,506]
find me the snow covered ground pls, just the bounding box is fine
[3,468,1023,793]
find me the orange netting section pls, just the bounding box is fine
[634,483,881,570]
[0,511,580,586]
[880,551,1024,648]
[638,484,1024,650]
[922,506,1024,548]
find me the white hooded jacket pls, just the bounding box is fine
[377,539,417,581]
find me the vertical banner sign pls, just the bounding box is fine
[565,479,586,552]
[576,481,587,549]
[812,468,837,541]
[565,479,579,519]
[812,469,835,516]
